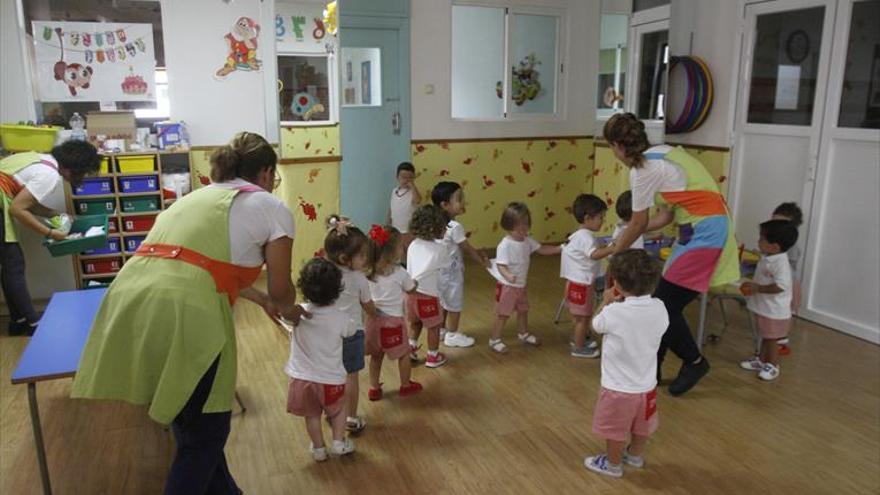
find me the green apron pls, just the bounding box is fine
[0,152,47,242]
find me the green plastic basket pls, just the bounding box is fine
[43,215,110,257]
[74,198,116,215]
[121,197,159,213]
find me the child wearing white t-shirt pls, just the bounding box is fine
[285,258,357,461]
[387,162,421,243]
[739,220,799,382]
[489,202,561,354]
[611,190,645,250]
[585,250,668,478]
[365,225,423,400]
[771,202,804,355]
[561,194,617,359]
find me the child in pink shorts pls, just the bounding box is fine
[771,202,803,355]
[739,219,799,382]
[406,205,452,368]
[285,258,357,461]
[585,250,668,478]
[489,202,561,354]
[366,224,424,400]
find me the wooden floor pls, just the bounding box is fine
[2,256,879,494]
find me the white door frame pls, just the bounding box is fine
[626,16,669,143]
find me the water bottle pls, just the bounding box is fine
[178,121,190,149]
[69,112,86,141]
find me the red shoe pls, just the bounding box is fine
[399,381,423,397]
[368,385,383,401]
[778,344,791,356]
[425,352,448,368]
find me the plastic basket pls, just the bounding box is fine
[43,215,110,257]
[117,155,155,173]
[121,197,159,213]
[0,124,61,152]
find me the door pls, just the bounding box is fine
[729,0,835,250]
[801,0,880,342]
[340,27,410,228]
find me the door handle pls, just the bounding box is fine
[392,111,401,135]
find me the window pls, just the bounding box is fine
[277,54,333,124]
[597,14,628,119]
[837,0,880,129]
[451,4,564,120]
[636,29,668,121]
[341,48,382,108]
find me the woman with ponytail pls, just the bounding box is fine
[72,131,304,494]
[603,113,739,397]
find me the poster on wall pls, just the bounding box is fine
[215,16,263,79]
[275,1,338,54]
[32,21,156,102]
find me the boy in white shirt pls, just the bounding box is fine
[585,250,668,478]
[611,190,645,249]
[771,202,803,355]
[561,194,616,358]
[387,162,421,245]
[432,181,490,348]
[739,220,799,382]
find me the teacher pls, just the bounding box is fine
[604,113,739,396]
[1,141,101,336]
[72,132,304,494]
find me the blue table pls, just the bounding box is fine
[11,288,106,495]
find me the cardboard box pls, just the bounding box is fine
[86,111,136,144]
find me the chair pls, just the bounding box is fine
[695,245,760,354]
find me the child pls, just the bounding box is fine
[365,224,424,399]
[432,181,489,348]
[406,205,452,367]
[771,202,803,354]
[387,162,421,245]
[739,219,799,382]
[611,190,645,249]
[285,258,356,461]
[489,202,562,353]
[585,250,667,478]
[561,194,616,358]
[324,215,376,433]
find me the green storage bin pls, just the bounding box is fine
[43,215,110,257]
[74,198,116,215]
[121,197,159,213]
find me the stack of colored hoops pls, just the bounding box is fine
[666,55,713,134]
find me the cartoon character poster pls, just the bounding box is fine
[215,16,262,78]
[33,21,156,102]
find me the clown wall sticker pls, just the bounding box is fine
[216,17,262,78]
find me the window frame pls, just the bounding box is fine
[625,5,670,139]
[276,50,338,127]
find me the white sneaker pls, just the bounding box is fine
[584,454,623,478]
[623,448,645,468]
[310,443,328,462]
[444,331,475,347]
[777,337,790,345]
[571,345,600,359]
[330,438,356,456]
[739,356,763,371]
[570,339,599,350]
[758,363,780,381]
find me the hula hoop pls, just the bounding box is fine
[666,55,713,134]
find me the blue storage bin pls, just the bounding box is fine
[124,235,146,253]
[118,175,158,193]
[74,177,114,196]
[82,236,121,255]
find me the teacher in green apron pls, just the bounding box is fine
[0,141,101,335]
[72,132,305,495]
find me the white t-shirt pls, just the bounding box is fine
[211,179,296,267]
[496,235,541,288]
[284,302,356,385]
[14,155,65,212]
[787,244,801,280]
[560,229,601,285]
[407,238,450,297]
[338,266,372,328]
[369,265,417,317]
[747,252,793,319]
[611,221,645,250]
[593,295,669,393]
[389,186,415,233]
[439,220,467,272]
[630,145,687,212]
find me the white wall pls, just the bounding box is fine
[411,0,600,139]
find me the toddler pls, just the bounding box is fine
[611,190,645,249]
[771,202,803,354]
[585,250,667,478]
[739,219,798,381]
[365,224,423,400]
[489,202,561,353]
[324,215,376,433]
[387,162,421,246]
[561,194,616,358]
[406,204,452,367]
[432,181,489,348]
[285,258,356,461]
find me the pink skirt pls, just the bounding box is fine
[755,314,791,340]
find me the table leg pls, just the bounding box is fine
[27,383,52,495]
[697,292,708,353]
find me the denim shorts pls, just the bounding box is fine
[342,329,365,373]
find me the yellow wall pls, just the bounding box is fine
[280,125,340,160]
[411,138,594,248]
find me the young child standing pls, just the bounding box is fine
[489,202,561,354]
[432,181,489,348]
[285,258,356,461]
[585,250,667,478]
[406,204,452,367]
[739,219,799,381]
[771,202,803,354]
[365,224,423,400]
[561,194,616,358]
[387,162,421,246]
[324,215,376,433]
[611,190,645,249]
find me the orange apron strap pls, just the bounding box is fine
[0,172,23,199]
[134,243,262,304]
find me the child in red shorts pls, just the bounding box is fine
[585,250,668,478]
[285,258,357,461]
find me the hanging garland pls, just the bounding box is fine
[37,25,149,65]
[665,55,714,134]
